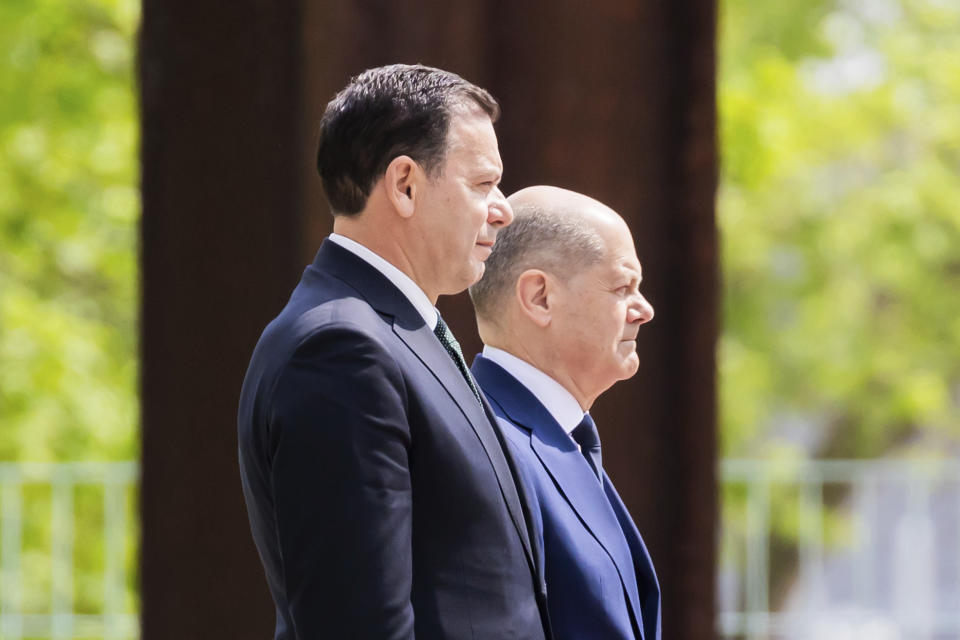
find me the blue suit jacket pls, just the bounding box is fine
[472,354,661,640]
[238,240,549,639]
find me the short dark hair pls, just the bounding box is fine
[469,202,605,322]
[316,64,500,216]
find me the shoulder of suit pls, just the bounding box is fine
[253,295,401,390]
[290,297,390,341]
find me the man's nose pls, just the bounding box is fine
[628,294,654,325]
[488,187,513,227]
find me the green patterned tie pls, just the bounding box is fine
[433,315,482,404]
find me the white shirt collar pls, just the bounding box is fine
[481,345,586,434]
[328,233,438,330]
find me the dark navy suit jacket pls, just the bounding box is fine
[238,240,549,639]
[472,354,661,640]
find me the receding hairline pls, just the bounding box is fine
[469,193,612,322]
[448,91,500,122]
[508,186,620,220]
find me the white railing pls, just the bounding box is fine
[0,462,138,640]
[5,459,958,640]
[719,458,960,639]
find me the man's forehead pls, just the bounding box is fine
[448,107,497,140]
[448,130,502,174]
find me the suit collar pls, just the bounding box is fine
[472,354,648,638]
[481,345,583,433]
[472,354,576,444]
[326,233,438,329]
[310,239,426,331]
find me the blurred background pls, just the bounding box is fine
[0,0,957,638]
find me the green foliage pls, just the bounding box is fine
[719,0,960,460]
[0,0,140,462]
[0,1,140,632]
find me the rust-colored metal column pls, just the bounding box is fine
[140,1,717,638]
[485,3,720,639]
[139,1,307,637]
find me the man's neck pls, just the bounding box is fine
[485,337,594,411]
[327,232,438,329]
[333,218,438,303]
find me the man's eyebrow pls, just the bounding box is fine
[474,161,502,178]
[471,170,502,185]
[610,273,638,288]
[618,266,643,286]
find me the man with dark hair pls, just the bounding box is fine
[238,65,550,639]
[470,186,662,640]
[316,64,500,216]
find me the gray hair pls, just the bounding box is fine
[469,201,605,321]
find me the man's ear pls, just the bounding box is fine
[516,269,553,328]
[383,155,419,218]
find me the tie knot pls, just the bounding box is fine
[571,413,602,482]
[571,413,600,451]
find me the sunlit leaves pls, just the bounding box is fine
[719,0,960,458]
[0,0,139,462]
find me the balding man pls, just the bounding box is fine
[469,186,661,640]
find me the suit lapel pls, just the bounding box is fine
[392,322,535,571]
[473,355,645,634]
[478,393,548,597]
[605,479,662,640]
[529,429,643,635]
[311,241,536,572]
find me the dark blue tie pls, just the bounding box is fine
[571,413,602,483]
[433,315,482,404]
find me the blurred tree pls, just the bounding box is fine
[0,0,139,462]
[719,0,960,611]
[0,0,140,624]
[719,0,960,461]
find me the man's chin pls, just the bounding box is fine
[620,351,640,376]
[445,262,485,296]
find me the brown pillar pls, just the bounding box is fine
[138,1,307,637]
[486,4,720,639]
[140,2,717,638]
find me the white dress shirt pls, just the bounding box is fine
[328,233,438,330]
[481,345,586,435]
